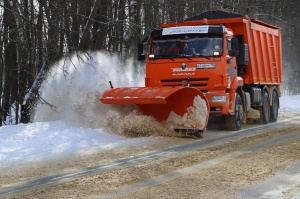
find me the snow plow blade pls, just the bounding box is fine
[100,86,209,132]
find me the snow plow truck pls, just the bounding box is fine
[100,9,282,135]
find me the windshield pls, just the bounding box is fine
[151,34,223,59]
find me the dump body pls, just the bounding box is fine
[193,18,282,85]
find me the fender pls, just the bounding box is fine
[268,85,280,107]
[227,77,243,115]
[228,76,244,91]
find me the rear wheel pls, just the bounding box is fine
[258,89,270,124]
[225,93,243,131]
[270,90,279,122]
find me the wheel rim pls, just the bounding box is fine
[225,93,243,130]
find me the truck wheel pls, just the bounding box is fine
[270,90,279,122]
[258,90,270,124]
[225,93,243,130]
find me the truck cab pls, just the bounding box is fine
[139,24,243,118]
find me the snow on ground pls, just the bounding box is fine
[0,121,150,167]
[278,95,300,116]
[0,51,299,168]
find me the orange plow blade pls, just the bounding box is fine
[100,86,209,131]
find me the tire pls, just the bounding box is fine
[225,93,243,131]
[258,89,270,124]
[270,90,279,123]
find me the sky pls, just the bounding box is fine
[0,52,299,169]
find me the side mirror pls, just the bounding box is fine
[138,54,145,61]
[137,43,145,61]
[231,38,239,50]
[228,38,239,57]
[138,43,143,54]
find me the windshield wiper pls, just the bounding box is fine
[151,55,174,60]
[180,54,192,60]
[194,54,211,60]
[167,54,179,61]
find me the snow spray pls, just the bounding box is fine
[33,52,176,137]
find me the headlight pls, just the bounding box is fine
[212,96,226,103]
[196,63,216,69]
[213,51,221,56]
[149,54,155,59]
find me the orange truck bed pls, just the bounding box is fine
[216,18,282,85]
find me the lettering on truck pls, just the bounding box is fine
[172,68,196,76]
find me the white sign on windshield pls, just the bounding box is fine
[162,26,209,35]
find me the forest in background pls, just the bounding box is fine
[0,0,299,125]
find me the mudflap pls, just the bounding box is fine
[100,86,209,133]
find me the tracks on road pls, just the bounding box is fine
[1,116,300,197]
[94,131,300,199]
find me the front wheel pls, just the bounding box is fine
[225,93,243,131]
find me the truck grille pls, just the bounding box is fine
[161,78,209,87]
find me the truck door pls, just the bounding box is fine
[226,37,238,88]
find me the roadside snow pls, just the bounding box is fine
[279,95,300,116]
[0,121,150,168]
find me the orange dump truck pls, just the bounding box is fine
[100,10,282,134]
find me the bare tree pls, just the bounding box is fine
[0,0,299,126]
